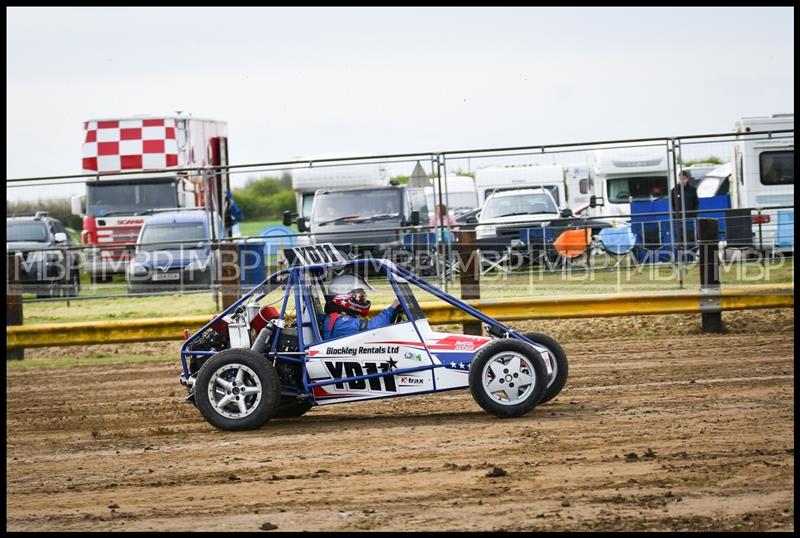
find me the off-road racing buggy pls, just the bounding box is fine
[180,244,568,431]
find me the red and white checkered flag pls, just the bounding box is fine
[82,118,179,172]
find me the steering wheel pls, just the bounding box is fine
[390,305,405,324]
[616,191,630,200]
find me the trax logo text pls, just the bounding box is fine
[398,376,425,385]
[324,360,397,392]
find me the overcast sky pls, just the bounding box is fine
[6,6,794,202]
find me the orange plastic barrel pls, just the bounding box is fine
[553,228,591,259]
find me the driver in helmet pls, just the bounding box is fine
[323,288,401,340]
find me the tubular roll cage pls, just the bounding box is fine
[180,258,540,404]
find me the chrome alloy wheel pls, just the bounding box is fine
[480,351,536,405]
[207,363,263,419]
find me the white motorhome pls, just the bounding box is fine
[563,164,591,211]
[730,114,794,253]
[424,175,479,216]
[585,146,670,219]
[290,155,390,220]
[474,164,567,207]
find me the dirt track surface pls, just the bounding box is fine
[6,312,795,531]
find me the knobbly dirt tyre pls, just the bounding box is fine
[521,332,568,404]
[468,339,548,418]
[194,349,281,431]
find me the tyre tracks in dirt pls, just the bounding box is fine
[6,327,794,531]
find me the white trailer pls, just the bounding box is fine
[291,156,390,219]
[585,146,670,219]
[424,175,479,216]
[473,164,567,207]
[730,114,794,253]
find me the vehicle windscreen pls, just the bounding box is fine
[481,192,557,219]
[313,190,402,225]
[138,222,207,250]
[86,181,178,217]
[606,176,668,203]
[7,221,48,242]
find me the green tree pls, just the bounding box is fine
[232,175,296,220]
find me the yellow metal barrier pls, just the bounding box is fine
[6,285,793,349]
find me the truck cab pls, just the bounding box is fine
[302,185,428,258]
[585,147,670,220]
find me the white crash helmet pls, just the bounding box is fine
[327,273,374,295]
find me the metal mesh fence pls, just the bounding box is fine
[7,129,794,310]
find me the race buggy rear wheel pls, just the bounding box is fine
[194,349,281,431]
[521,332,568,405]
[468,339,548,418]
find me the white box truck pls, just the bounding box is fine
[71,115,231,282]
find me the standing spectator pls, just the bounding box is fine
[671,170,699,245]
[428,203,460,243]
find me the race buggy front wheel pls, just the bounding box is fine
[468,339,548,418]
[194,349,281,431]
[521,332,569,405]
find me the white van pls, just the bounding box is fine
[424,175,479,216]
[474,164,567,207]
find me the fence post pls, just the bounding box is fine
[7,254,24,360]
[457,230,482,336]
[698,218,723,333]
[219,241,241,310]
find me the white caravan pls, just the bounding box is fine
[473,164,567,209]
[585,146,670,219]
[424,175,479,216]
[730,114,794,253]
[291,155,390,220]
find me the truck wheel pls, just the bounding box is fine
[273,398,314,419]
[521,332,568,404]
[468,339,548,418]
[194,349,281,431]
